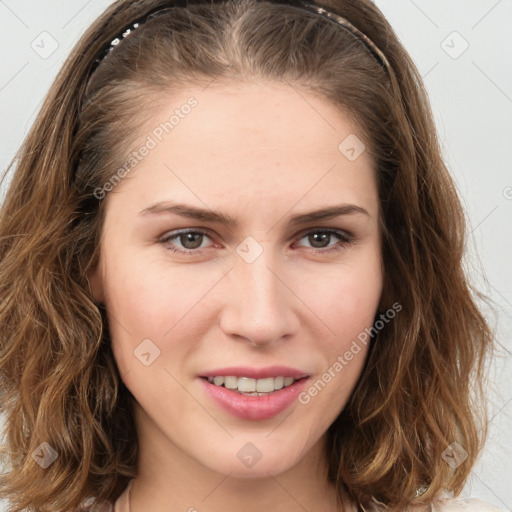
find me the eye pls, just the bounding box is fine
[159,229,213,253]
[159,228,353,255]
[293,229,353,253]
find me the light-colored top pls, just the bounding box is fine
[94,478,505,512]
[431,497,507,512]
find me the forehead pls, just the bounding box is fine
[160,80,370,152]
[105,81,378,218]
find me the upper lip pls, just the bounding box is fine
[199,366,310,380]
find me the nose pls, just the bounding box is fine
[218,246,298,348]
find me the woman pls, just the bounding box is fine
[0,0,503,511]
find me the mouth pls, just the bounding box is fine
[198,366,310,420]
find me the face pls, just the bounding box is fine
[90,81,383,480]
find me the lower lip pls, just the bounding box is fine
[199,377,309,421]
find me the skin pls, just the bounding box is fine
[90,81,383,512]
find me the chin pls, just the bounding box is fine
[201,438,308,478]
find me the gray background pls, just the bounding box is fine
[0,0,511,510]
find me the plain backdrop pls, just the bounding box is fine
[0,0,511,510]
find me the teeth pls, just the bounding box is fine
[238,377,256,392]
[206,375,299,393]
[224,376,238,390]
[256,377,274,393]
[213,376,224,386]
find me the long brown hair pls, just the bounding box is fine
[0,1,494,511]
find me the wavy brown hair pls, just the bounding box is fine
[0,0,494,511]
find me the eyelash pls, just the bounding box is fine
[159,228,353,255]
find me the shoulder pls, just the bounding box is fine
[432,496,507,512]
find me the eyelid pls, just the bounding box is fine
[294,226,353,241]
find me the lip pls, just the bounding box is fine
[199,374,310,421]
[199,365,309,380]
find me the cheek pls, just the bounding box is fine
[297,261,381,417]
[304,248,382,344]
[101,250,222,376]
[103,249,204,335]
[300,247,382,405]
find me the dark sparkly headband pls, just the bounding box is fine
[88,0,391,81]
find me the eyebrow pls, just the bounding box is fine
[139,201,371,226]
